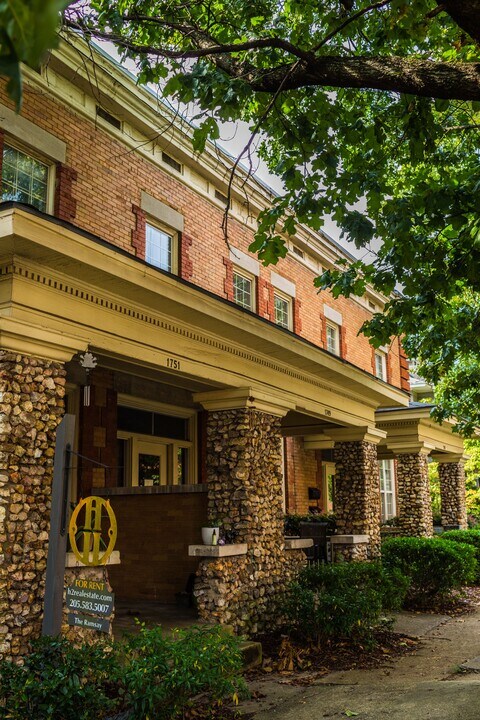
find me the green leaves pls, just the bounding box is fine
[0,0,68,108]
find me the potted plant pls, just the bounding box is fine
[201,523,220,545]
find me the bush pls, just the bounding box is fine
[0,636,120,720]
[0,626,246,720]
[282,561,409,646]
[382,536,477,606]
[442,529,480,582]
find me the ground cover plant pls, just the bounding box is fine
[0,625,246,720]
[382,536,477,607]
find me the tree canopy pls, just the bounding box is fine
[4,1,480,431]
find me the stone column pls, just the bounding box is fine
[0,351,66,660]
[192,389,304,634]
[435,454,468,530]
[331,427,386,560]
[394,446,433,537]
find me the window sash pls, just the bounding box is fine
[274,292,291,329]
[146,222,174,272]
[326,323,340,355]
[375,352,387,380]
[2,144,49,212]
[233,270,254,310]
[379,459,395,521]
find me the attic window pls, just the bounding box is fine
[368,300,376,310]
[161,152,182,173]
[215,189,230,206]
[96,106,122,130]
[292,246,304,259]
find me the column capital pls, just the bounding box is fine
[386,441,433,456]
[193,387,295,417]
[328,426,387,445]
[431,452,468,464]
[0,316,87,363]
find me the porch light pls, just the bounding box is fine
[79,351,98,407]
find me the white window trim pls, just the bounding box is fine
[145,218,178,274]
[326,321,340,356]
[233,267,256,311]
[273,288,293,330]
[375,350,388,381]
[116,396,197,487]
[379,459,396,521]
[3,138,56,214]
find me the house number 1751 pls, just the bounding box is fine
[166,358,181,370]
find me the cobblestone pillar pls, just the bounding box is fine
[395,448,433,537]
[331,427,386,560]
[192,390,305,634]
[0,351,66,660]
[436,455,468,529]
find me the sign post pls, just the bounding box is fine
[42,414,75,637]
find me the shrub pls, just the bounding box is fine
[442,529,480,582]
[121,624,246,720]
[282,561,409,645]
[0,636,120,720]
[382,536,477,606]
[0,626,246,720]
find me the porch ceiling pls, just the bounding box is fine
[0,206,409,428]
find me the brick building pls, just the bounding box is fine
[0,37,468,658]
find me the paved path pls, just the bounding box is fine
[240,607,480,719]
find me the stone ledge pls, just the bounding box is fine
[284,538,314,550]
[65,551,121,568]
[330,534,369,545]
[188,544,248,557]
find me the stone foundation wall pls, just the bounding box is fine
[396,452,433,537]
[194,408,306,634]
[333,441,381,558]
[439,462,468,529]
[0,352,66,660]
[332,542,369,562]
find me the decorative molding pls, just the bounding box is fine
[140,191,184,232]
[229,246,260,277]
[194,387,295,417]
[271,271,296,298]
[0,102,66,162]
[323,304,343,326]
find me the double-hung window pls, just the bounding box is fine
[379,459,396,521]
[375,351,387,381]
[326,322,340,356]
[145,222,177,274]
[233,268,255,311]
[274,290,293,330]
[2,143,51,212]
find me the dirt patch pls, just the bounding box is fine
[405,586,480,616]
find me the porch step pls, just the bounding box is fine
[240,640,262,670]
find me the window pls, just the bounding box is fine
[375,351,387,381]
[2,143,51,212]
[116,401,195,487]
[145,222,177,273]
[233,269,255,311]
[379,459,396,521]
[274,291,293,330]
[326,322,340,356]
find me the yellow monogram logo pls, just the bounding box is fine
[69,496,117,566]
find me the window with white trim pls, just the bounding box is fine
[379,459,396,521]
[116,401,196,487]
[145,221,177,273]
[326,322,340,356]
[233,268,255,311]
[2,143,52,212]
[375,351,387,381]
[274,290,293,330]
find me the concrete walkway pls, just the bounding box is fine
[240,607,480,719]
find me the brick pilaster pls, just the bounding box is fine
[131,204,146,259]
[54,163,78,221]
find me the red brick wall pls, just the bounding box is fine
[0,79,406,389]
[285,436,321,515]
[107,492,208,602]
